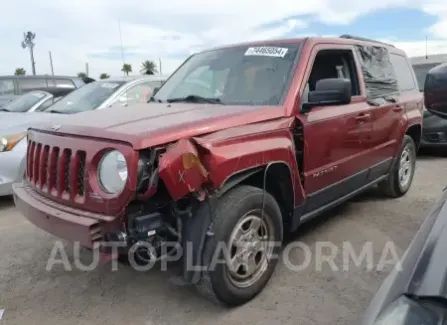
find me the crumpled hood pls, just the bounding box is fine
[34,102,285,149]
[0,112,69,135]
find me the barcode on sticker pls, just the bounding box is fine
[245,47,288,58]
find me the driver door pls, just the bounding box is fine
[299,45,373,213]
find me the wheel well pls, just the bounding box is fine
[406,124,422,150]
[237,163,295,231]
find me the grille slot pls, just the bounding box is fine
[26,142,87,200]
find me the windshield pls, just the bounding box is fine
[44,81,126,113]
[153,44,300,105]
[413,63,444,91]
[2,91,47,112]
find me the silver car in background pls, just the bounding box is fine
[0,90,63,113]
[0,75,168,196]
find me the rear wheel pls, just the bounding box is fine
[196,185,283,306]
[378,135,416,197]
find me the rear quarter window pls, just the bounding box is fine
[390,54,418,92]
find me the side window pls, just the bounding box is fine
[390,54,418,92]
[0,79,15,95]
[35,97,55,111]
[121,81,169,104]
[302,49,360,103]
[18,78,47,92]
[54,79,76,89]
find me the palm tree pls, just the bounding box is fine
[14,68,26,75]
[99,73,110,79]
[121,63,132,76]
[140,60,158,75]
[77,72,87,79]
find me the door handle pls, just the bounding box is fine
[393,105,404,112]
[355,113,371,120]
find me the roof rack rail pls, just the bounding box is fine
[339,34,395,47]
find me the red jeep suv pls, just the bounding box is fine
[13,35,423,306]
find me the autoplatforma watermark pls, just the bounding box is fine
[45,240,402,273]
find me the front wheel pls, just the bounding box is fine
[378,135,416,197]
[196,185,283,306]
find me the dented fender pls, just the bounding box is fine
[158,118,305,206]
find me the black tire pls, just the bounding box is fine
[378,135,416,198]
[196,185,283,306]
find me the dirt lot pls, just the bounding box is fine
[1,152,446,325]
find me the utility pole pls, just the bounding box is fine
[159,58,162,76]
[85,62,89,76]
[425,35,428,59]
[49,51,54,75]
[21,31,36,75]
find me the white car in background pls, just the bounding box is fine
[0,75,168,196]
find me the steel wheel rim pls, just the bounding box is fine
[227,210,274,288]
[398,146,413,188]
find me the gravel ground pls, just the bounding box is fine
[1,151,446,325]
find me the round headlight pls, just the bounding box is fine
[98,150,128,194]
[0,138,7,152]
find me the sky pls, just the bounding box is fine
[0,0,446,79]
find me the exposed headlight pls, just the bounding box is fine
[373,296,439,325]
[98,150,128,194]
[0,132,27,152]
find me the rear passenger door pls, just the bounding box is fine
[368,53,420,162]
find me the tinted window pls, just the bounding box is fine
[45,81,126,114]
[0,79,15,95]
[18,78,47,91]
[153,44,300,105]
[390,54,418,91]
[54,79,76,89]
[2,91,47,112]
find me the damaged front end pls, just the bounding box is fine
[103,138,212,275]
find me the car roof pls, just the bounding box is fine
[97,75,169,83]
[197,35,406,57]
[410,54,447,66]
[0,75,82,80]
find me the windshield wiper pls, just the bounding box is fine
[47,109,69,114]
[0,108,10,112]
[166,95,224,104]
[148,96,164,103]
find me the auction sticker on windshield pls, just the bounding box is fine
[245,47,288,57]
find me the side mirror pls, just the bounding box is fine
[424,63,447,119]
[302,78,352,112]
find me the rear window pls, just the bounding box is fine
[3,91,47,112]
[153,44,301,105]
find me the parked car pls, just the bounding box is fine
[12,35,422,306]
[0,75,167,197]
[0,75,86,108]
[410,55,447,148]
[361,62,447,325]
[0,89,68,113]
